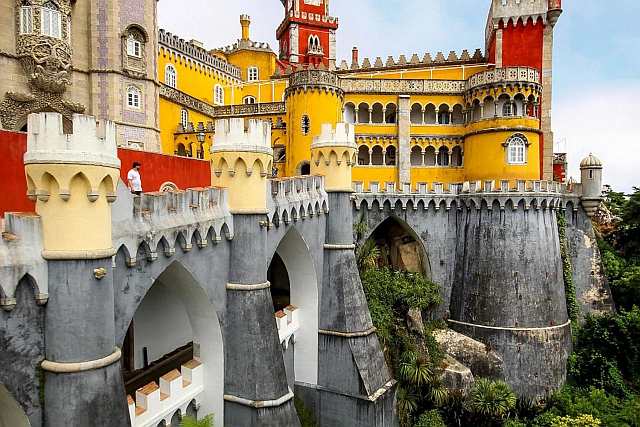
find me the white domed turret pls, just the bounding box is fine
[580,153,603,218]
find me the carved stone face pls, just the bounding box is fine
[15,0,73,94]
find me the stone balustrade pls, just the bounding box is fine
[465,67,541,92]
[127,360,204,427]
[268,175,328,227]
[275,305,300,347]
[354,179,569,195]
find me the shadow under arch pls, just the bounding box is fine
[0,384,30,427]
[363,215,432,279]
[121,260,224,425]
[268,227,319,386]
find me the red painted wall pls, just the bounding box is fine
[0,131,212,217]
[501,18,544,71]
[298,26,330,66]
[118,148,211,193]
[298,0,325,15]
[0,130,34,217]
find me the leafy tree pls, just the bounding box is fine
[550,414,601,427]
[610,266,640,311]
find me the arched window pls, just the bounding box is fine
[437,104,450,124]
[357,103,369,124]
[437,146,449,166]
[19,3,34,35]
[410,104,423,124]
[243,96,256,105]
[424,104,437,124]
[127,34,142,57]
[410,146,423,166]
[301,115,311,135]
[385,146,396,166]
[41,1,62,38]
[247,66,259,82]
[507,135,527,164]
[371,146,383,165]
[451,146,463,167]
[165,64,177,88]
[180,109,189,128]
[358,145,370,165]
[214,85,224,105]
[343,103,356,124]
[371,103,384,123]
[126,86,141,109]
[385,103,397,124]
[424,146,436,166]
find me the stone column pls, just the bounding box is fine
[211,118,299,426]
[397,95,411,187]
[311,123,397,426]
[24,113,128,426]
[541,8,562,181]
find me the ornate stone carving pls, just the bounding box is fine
[0,88,85,130]
[339,78,465,95]
[15,0,74,94]
[465,67,540,92]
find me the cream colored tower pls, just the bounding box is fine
[24,112,120,259]
[210,118,273,214]
[310,122,357,192]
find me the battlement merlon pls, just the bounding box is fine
[24,113,120,169]
[211,118,272,156]
[485,0,562,45]
[311,123,357,193]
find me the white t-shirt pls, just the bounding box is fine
[127,169,142,192]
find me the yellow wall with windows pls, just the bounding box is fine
[226,49,276,84]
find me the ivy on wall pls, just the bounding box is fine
[557,212,580,323]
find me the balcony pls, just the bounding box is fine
[465,67,541,92]
[127,359,204,427]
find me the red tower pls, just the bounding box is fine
[485,0,562,181]
[276,0,339,68]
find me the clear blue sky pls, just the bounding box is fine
[159,1,639,192]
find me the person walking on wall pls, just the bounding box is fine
[127,162,143,196]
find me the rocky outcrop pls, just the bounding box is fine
[433,329,504,379]
[440,355,474,396]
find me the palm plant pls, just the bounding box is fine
[356,239,380,272]
[399,351,436,387]
[180,414,214,427]
[396,386,419,426]
[466,379,517,421]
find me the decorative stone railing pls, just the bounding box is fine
[465,67,541,92]
[111,186,233,267]
[275,305,300,348]
[212,102,286,117]
[340,78,465,95]
[160,85,218,118]
[127,360,204,427]
[267,176,328,227]
[353,179,581,212]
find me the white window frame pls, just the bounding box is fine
[19,6,33,35]
[243,96,256,105]
[214,85,224,105]
[507,135,527,165]
[247,66,259,82]
[66,15,71,43]
[126,86,142,110]
[41,3,62,39]
[165,64,177,88]
[127,35,142,58]
[180,109,189,128]
[502,101,514,117]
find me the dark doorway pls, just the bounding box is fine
[268,253,291,311]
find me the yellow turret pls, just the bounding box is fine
[285,70,343,176]
[310,122,357,192]
[210,118,273,214]
[24,113,120,259]
[240,15,251,41]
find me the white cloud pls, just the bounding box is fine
[554,81,640,193]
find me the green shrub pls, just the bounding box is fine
[466,378,517,421]
[180,415,214,427]
[414,409,446,427]
[550,414,601,427]
[504,420,527,427]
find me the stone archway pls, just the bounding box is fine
[268,228,319,386]
[366,216,431,278]
[0,384,30,427]
[122,261,224,426]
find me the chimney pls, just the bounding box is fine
[352,46,359,66]
[240,15,251,41]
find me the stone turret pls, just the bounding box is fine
[580,153,603,217]
[210,118,272,214]
[310,122,356,192]
[24,113,120,259]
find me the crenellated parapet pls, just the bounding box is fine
[24,113,120,260]
[286,69,343,98]
[267,175,328,227]
[210,118,273,214]
[111,185,233,268]
[353,179,579,213]
[311,123,357,192]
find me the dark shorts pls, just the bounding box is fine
[131,191,142,196]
